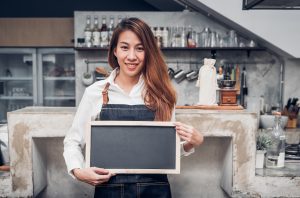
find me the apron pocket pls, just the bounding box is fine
[94,184,124,198]
[137,182,171,198]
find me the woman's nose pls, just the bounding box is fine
[127,49,137,60]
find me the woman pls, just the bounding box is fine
[63,17,203,198]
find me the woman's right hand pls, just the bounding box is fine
[72,167,115,186]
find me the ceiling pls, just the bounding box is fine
[0,0,184,17]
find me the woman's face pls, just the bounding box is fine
[114,30,145,80]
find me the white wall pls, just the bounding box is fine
[194,0,300,58]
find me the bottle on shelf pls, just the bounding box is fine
[92,16,101,47]
[117,15,123,24]
[228,30,238,47]
[156,27,163,48]
[187,25,196,48]
[265,113,286,168]
[84,15,92,48]
[100,16,109,48]
[199,27,210,47]
[181,27,187,47]
[108,16,115,44]
[174,26,181,47]
[162,27,169,47]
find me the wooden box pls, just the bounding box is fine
[219,89,238,106]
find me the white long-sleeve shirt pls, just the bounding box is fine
[63,69,194,176]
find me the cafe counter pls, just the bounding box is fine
[3,107,299,197]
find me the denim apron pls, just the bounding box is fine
[94,82,172,198]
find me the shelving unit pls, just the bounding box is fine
[37,48,75,107]
[44,96,76,100]
[0,48,75,123]
[43,76,75,81]
[75,46,266,59]
[0,77,33,81]
[0,96,33,100]
[74,46,264,50]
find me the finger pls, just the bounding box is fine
[180,136,192,143]
[178,124,194,133]
[93,167,109,175]
[177,129,192,138]
[176,130,189,138]
[86,181,97,186]
[95,174,112,181]
[175,124,193,133]
[108,171,116,177]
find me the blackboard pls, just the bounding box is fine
[85,121,180,174]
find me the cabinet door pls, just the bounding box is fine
[37,48,75,107]
[0,48,37,123]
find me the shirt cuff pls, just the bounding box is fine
[180,141,195,157]
[67,163,84,180]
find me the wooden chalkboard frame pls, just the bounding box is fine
[85,121,180,174]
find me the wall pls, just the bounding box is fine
[74,11,281,112]
[191,0,300,58]
[186,0,300,110]
[284,58,300,115]
[0,18,74,47]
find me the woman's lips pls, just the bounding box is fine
[126,63,138,71]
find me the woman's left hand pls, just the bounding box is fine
[175,122,204,151]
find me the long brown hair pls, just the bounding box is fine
[108,18,177,121]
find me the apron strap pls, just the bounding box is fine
[102,82,110,105]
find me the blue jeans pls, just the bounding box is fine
[94,182,171,198]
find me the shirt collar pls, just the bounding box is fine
[108,68,145,87]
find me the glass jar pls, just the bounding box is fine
[265,115,286,168]
[228,30,238,47]
[199,27,210,47]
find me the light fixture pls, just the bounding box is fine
[243,0,300,10]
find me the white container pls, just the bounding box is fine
[260,115,288,129]
[255,150,266,169]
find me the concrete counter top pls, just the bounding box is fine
[11,106,77,114]
[4,106,300,197]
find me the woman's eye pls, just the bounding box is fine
[120,46,128,50]
[136,47,144,52]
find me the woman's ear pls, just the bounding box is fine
[113,47,117,57]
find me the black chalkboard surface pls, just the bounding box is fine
[85,121,180,174]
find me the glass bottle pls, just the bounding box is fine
[187,26,196,48]
[108,16,115,44]
[265,114,286,168]
[228,30,238,47]
[210,31,217,47]
[92,16,100,47]
[100,16,109,48]
[162,27,169,47]
[156,27,163,48]
[181,27,187,47]
[84,15,92,47]
[199,27,210,47]
[117,15,123,24]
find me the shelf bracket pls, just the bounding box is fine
[211,50,217,59]
[247,50,251,58]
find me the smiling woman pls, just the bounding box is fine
[63,17,204,198]
[112,30,145,93]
